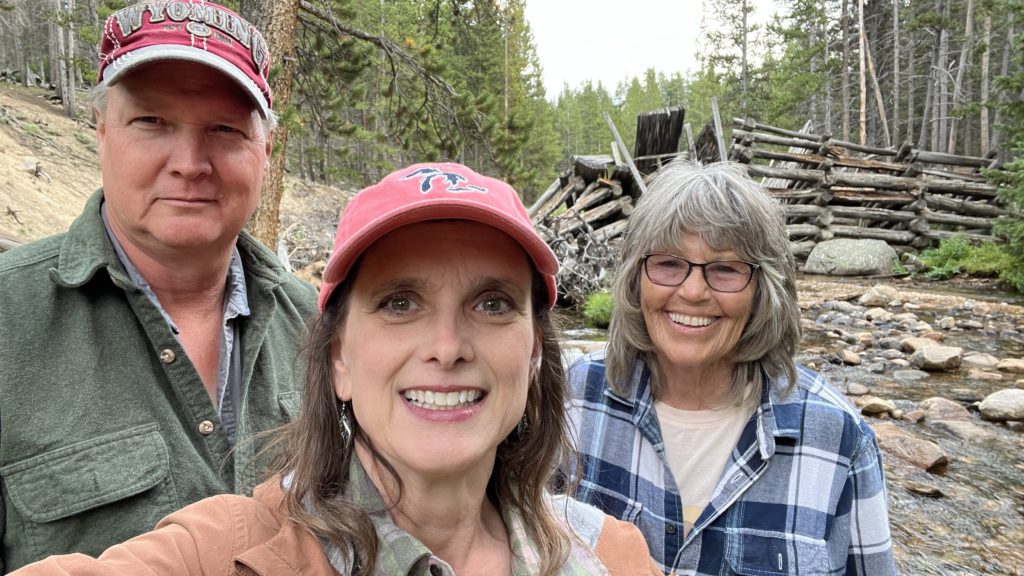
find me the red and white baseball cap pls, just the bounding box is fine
[98,1,272,118]
[318,163,559,311]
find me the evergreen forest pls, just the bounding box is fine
[0,0,1022,255]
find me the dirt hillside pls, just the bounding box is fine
[0,83,350,282]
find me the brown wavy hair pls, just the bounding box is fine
[271,267,573,575]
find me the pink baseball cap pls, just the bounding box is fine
[318,163,559,311]
[98,1,272,118]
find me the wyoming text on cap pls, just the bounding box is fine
[318,163,559,311]
[98,1,272,118]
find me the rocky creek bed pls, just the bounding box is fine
[562,275,1024,575]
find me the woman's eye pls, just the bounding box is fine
[380,294,417,314]
[477,295,513,315]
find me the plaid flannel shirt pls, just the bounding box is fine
[564,350,896,575]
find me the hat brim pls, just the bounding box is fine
[101,44,271,119]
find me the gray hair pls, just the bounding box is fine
[88,82,278,139]
[605,159,800,404]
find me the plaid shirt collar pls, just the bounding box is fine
[603,360,803,461]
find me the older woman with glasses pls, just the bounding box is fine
[564,160,895,575]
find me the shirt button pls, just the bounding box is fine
[159,349,176,364]
[198,420,215,435]
[666,524,677,534]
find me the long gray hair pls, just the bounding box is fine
[606,159,800,403]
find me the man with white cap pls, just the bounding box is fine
[0,2,316,570]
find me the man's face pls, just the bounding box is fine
[96,61,271,258]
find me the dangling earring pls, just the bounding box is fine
[516,413,529,440]
[339,401,352,444]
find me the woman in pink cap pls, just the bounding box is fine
[13,163,658,576]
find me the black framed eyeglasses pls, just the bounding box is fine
[641,253,759,293]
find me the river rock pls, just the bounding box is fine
[910,345,963,371]
[878,348,905,360]
[918,397,972,421]
[893,369,929,381]
[857,284,900,307]
[865,307,894,323]
[978,389,1024,421]
[905,481,945,498]
[996,358,1024,373]
[877,337,902,350]
[856,395,897,416]
[937,316,956,330]
[960,319,984,330]
[872,422,949,473]
[962,352,1000,370]
[847,383,871,396]
[931,420,997,442]
[837,349,862,365]
[966,367,1003,381]
[901,337,938,353]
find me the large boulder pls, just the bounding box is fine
[805,239,898,276]
[979,389,1024,421]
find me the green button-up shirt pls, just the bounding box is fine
[0,190,317,572]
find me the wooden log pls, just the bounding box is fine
[911,149,993,168]
[828,225,917,243]
[831,171,920,191]
[918,229,1003,243]
[768,189,826,202]
[573,155,613,182]
[789,240,817,258]
[919,166,989,183]
[535,175,583,222]
[561,183,612,218]
[782,204,825,219]
[829,189,917,205]
[786,223,821,239]
[593,219,629,242]
[746,164,826,184]
[824,137,898,156]
[732,117,823,142]
[600,178,624,197]
[919,208,995,230]
[829,205,917,222]
[553,197,634,235]
[922,179,999,198]
[731,129,821,152]
[924,194,1010,217]
[527,178,563,218]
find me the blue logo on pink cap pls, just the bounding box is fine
[401,167,488,194]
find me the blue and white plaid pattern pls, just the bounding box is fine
[564,350,896,575]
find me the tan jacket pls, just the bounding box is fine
[12,478,660,575]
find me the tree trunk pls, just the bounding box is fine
[947,0,975,154]
[992,20,1013,150]
[240,0,301,251]
[905,6,915,145]
[980,14,991,153]
[841,0,850,141]
[892,0,900,145]
[63,0,76,119]
[741,0,749,113]
[936,0,950,151]
[863,29,891,147]
[858,0,867,146]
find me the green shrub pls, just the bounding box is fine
[583,290,614,329]
[919,237,1021,287]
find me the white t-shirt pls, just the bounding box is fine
[655,399,754,537]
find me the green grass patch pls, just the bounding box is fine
[920,236,1016,284]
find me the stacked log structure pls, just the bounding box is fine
[720,117,1010,258]
[529,156,642,305]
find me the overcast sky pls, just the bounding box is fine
[523,0,778,99]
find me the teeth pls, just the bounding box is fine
[668,313,712,327]
[404,389,482,410]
